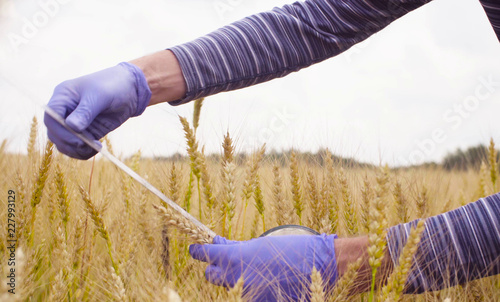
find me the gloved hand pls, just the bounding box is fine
[190,234,338,301]
[44,62,151,159]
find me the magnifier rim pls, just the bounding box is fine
[259,224,320,237]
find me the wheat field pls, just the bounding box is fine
[1,103,500,301]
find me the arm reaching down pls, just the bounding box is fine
[168,0,433,105]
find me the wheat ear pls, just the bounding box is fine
[27,116,38,165]
[240,145,265,238]
[79,186,119,276]
[28,141,54,246]
[108,266,127,302]
[228,276,244,302]
[478,161,488,198]
[324,150,339,234]
[367,194,388,302]
[221,131,236,237]
[416,185,429,218]
[48,224,71,302]
[290,151,303,225]
[393,180,408,224]
[153,204,214,244]
[193,98,204,132]
[222,162,236,239]
[180,116,203,219]
[55,164,70,240]
[339,168,358,235]
[306,170,322,231]
[253,174,266,232]
[381,219,426,301]
[360,176,372,233]
[103,135,115,156]
[309,266,325,302]
[272,163,292,226]
[331,257,362,301]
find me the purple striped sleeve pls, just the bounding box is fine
[387,193,500,294]
[168,0,432,105]
[480,0,500,42]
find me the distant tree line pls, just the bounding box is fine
[442,144,499,171]
[150,145,499,171]
[153,148,374,169]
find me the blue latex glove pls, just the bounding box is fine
[44,62,151,159]
[190,234,338,301]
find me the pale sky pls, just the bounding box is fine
[0,0,499,166]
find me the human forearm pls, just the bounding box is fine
[129,50,186,106]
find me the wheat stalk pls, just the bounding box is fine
[0,139,7,169]
[489,138,498,191]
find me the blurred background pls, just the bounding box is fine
[0,0,499,166]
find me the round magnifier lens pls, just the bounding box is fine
[260,225,320,237]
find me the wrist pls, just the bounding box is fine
[334,236,393,294]
[129,50,187,106]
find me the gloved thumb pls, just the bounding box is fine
[66,95,105,132]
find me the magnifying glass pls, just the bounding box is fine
[260,225,319,237]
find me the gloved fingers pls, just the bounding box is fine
[213,235,239,245]
[66,93,108,133]
[190,243,231,265]
[205,265,229,287]
[45,114,100,159]
[47,128,99,160]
